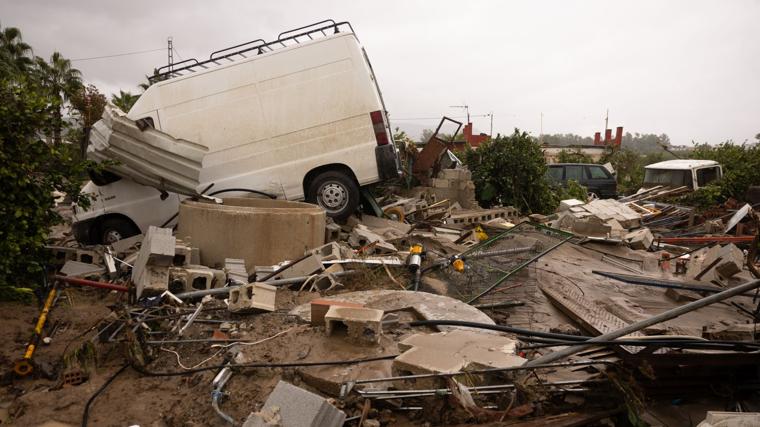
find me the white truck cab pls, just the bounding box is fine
[72,173,183,244]
[78,20,400,244]
[643,159,723,191]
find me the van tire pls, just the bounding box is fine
[306,171,359,220]
[99,218,140,245]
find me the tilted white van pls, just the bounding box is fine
[75,20,400,244]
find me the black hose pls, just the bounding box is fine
[82,364,129,427]
[207,188,277,199]
[133,354,398,377]
[408,320,592,341]
[521,340,760,351]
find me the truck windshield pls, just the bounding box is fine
[643,169,692,189]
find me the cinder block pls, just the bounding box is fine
[110,234,143,255]
[307,242,344,262]
[310,298,365,326]
[229,282,278,313]
[714,244,744,278]
[325,222,341,243]
[131,226,176,298]
[243,381,345,427]
[225,258,248,285]
[324,306,383,344]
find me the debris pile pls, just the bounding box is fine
[5,166,760,426]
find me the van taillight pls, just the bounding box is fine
[370,110,389,146]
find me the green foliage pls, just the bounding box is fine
[557,148,594,164]
[464,129,559,214]
[561,179,589,202]
[685,141,760,206]
[0,24,95,296]
[600,149,667,195]
[111,90,140,113]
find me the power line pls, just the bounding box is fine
[71,48,165,62]
[392,114,491,121]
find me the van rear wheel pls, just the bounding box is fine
[306,171,359,220]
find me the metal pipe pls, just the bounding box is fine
[525,277,760,366]
[594,270,759,297]
[175,270,359,299]
[54,275,128,292]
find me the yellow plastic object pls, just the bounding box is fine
[452,258,465,272]
[410,244,423,255]
[475,226,489,242]
[14,287,56,377]
[383,206,406,222]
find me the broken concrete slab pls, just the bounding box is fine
[310,298,365,326]
[624,228,654,250]
[110,233,143,255]
[291,290,498,334]
[242,381,346,427]
[393,329,526,375]
[697,411,760,427]
[228,282,278,313]
[272,253,324,281]
[558,199,585,212]
[60,261,105,278]
[324,306,384,344]
[348,224,397,254]
[712,244,744,279]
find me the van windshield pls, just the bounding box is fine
[643,169,692,189]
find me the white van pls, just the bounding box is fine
[79,20,400,243]
[73,173,183,244]
[643,159,723,190]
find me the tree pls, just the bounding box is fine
[0,74,95,297]
[464,129,559,214]
[34,52,83,144]
[0,25,33,72]
[69,84,107,156]
[110,90,140,112]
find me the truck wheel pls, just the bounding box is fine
[306,171,359,220]
[99,218,140,245]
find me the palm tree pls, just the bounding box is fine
[35,52,83,144]
[0,25,34,72]
[111,90,140,112]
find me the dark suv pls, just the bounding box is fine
[546,163,617,199]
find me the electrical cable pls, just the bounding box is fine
[72,48,164,62]
[207,187,277,199]
[132,354,398,377]
[408,320,760,352]
[81,364,129,427]
[521,339,760,351]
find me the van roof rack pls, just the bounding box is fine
[149,20,355,83]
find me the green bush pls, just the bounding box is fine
[0,76,93,295]
[689,142,760,203]
[464,129,559,214]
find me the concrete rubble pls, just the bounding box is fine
[29,163,760,426]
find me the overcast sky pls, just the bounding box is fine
[4,0,758,144]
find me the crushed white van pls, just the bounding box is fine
[77,20,400,243]
[643,159,723,191]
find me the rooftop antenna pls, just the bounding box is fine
[449,104,470,123]
[167,36,174,72]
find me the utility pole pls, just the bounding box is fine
[489,111,493,138]
[604,108,609,131]
[540,112,544,143]
[167,37,174,72]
